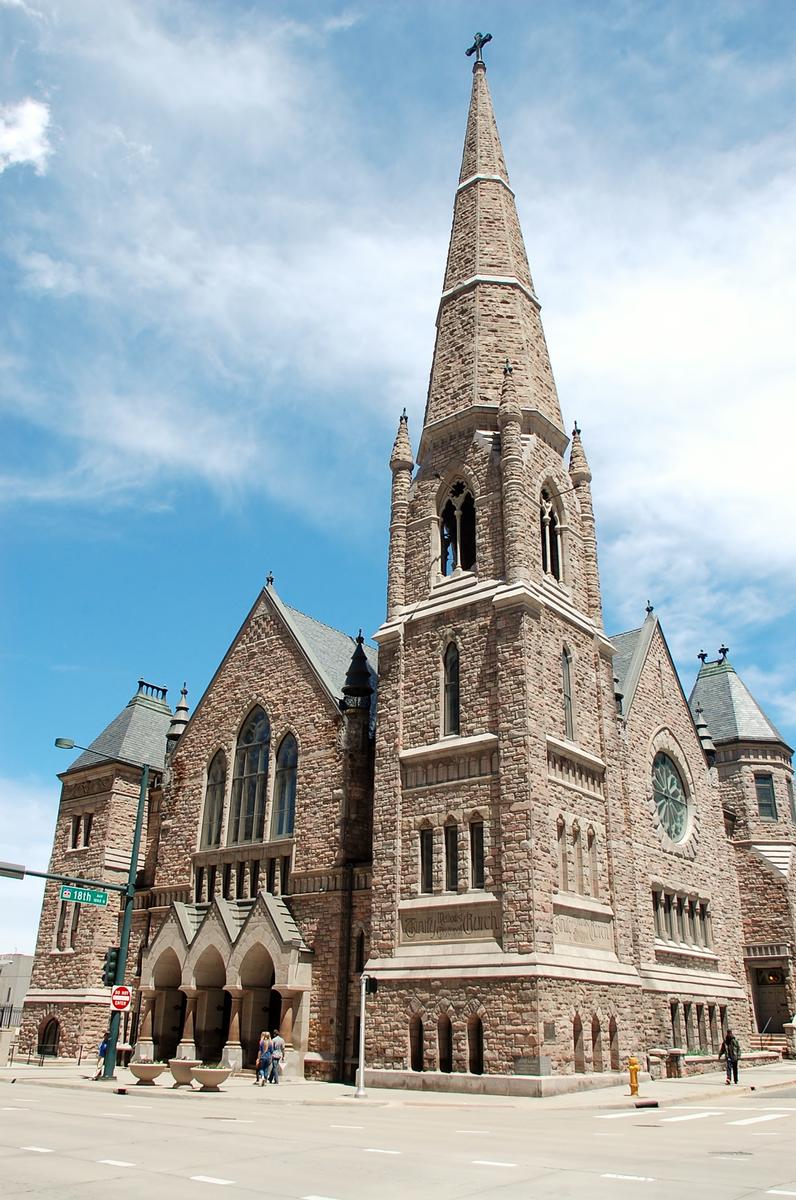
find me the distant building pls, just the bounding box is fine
[0,953,34,1061]
[21,50,795,1086]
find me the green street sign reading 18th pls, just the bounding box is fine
[59,884,108,907]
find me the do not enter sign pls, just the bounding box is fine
[110,985,132,1012]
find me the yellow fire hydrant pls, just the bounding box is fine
[628,1055,640,1097]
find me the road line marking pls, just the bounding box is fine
[595,1111,642,1120]
[2,1107,21,1111]
[456,1128,491,1134]
[472,1160,516,1168]
[98,1159,135,1167]
[603,1174,655,1183]
[363,1148,400,1155]
[21,1146,53,1154]
[767,1192,796,1197]
[729,1114,789,1126]
[302,1195,343,1200]
[190,1177,235,1186]
[330,1124,363,1129]
[661,1110,721,1123]
[753,1133,780,1137]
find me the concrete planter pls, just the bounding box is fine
[168,1058,200,1087]
[129,1062,167,1086]
[191,1066,232,1092]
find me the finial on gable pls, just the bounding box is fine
[698,650,708,664]
[645,601,654,616]
[266,571,274,587]
[719,644,729,662]
[503,358,512,376]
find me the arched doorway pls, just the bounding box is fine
[238,943,276,1067]
[409,1015,423,1072]
[194,947,228,1063]
[467,1015,484,1075]
[151,948,183,1061]
[38,1017,60,1057]
[438,1014,453,1073]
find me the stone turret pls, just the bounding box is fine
[166,684,190,757]
[386,410,413,619]
[568,423,603,626]
[339,633,375,863]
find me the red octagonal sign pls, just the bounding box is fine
[110,985,132,1012]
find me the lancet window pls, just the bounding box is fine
[201,750,226,849]
[228,706,270,844]
[272,733,298,839]
[443,642,460,736]
[540,489,562,581]
[562,648,575,740]
[439,481,476,576]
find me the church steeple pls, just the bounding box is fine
[420,46,565,456]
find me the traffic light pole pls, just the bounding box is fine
[103,763,149,1080]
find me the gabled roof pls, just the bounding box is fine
[611,617,656,716]
[63,682,173,775]
[689,657,788,749]
[268,586,378,708]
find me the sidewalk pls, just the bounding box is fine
[3,1059,796,1112]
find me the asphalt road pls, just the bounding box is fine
[2,1078,796,1199]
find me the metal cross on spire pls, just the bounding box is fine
[466,31,492,63]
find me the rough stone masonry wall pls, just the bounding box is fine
[155,591,347,893]
[620,625,750,1039]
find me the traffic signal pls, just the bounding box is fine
[365,976,378,995]
[101,946,120,987]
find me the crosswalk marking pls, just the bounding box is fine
[595,1111,641,1120]
[472,1160,516,1168]
[602,1173,655,1182]
[21,1146,53,1153]
[190,1177,234,1186]
[661,1110,722,1123]
[728,1114,789,1126]
[98,1159,135,1167]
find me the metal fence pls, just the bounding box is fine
[0,1005,24,1029]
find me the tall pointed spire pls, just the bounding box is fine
[420,51,565,455]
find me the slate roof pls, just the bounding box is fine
[63,683,173,775]
[689,658,788,748]
[611,627,643,698]
[267,587,378,720]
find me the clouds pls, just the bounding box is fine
[0,98,51,174]
[0,775,58,953]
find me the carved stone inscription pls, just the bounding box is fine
[553,911,613,949]
[400,904,500,944]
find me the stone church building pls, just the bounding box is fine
[22,54,796,1091]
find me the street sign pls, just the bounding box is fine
[110,985,132,1012]
[59,884,108,907]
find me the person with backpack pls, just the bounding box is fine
[268,1029,285,1084]
[719,1027,741,1084]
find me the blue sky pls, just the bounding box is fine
[2,0,795,952]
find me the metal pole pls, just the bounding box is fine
[354,973,367,1099]
[103,763,149,1080]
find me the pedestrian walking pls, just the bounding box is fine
[268,1029,285,1084]
[719,1027,741,1084]
[256,1032,272,1086]
[93,1034,109,1080]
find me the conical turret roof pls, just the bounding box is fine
[568,423,592,483]
[689,654,789,749]
[421,56,565,453]
[390,409,414,471]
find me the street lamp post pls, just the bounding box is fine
[53,739,152,1080]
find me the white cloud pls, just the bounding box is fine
[0,775,58,954]
[0,98,52,174]
[0,0,44,18]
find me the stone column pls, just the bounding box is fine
[222,988,244,1072]
[134,987,156,1061]
[175,988,198,1061]
[279,993,296,1047]
[498,364,528,585]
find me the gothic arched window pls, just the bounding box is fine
[439,481,476,576]
[540,489,562,581]
[443,642,460,736]
[562,648,575,740]
[201,750,226,848]
[228,706,270,844]
[272,733,298,839]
